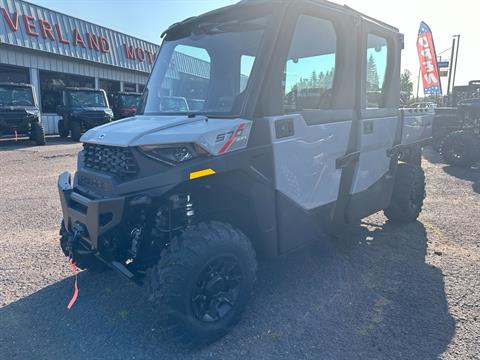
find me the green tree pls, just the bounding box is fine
[400,69,414,105]
[367,54,380,91]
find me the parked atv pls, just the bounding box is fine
[0,83,45,145]
[439,99,480,167]
[57,88,113,141]
[112,92,141,120]
[57,0,432,344]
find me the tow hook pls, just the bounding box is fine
[67,223,87,261]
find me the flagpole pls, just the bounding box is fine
[416,66,421,100]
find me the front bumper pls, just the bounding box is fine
[58,171,124,249]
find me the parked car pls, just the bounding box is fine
[0,82,45,145]
[56,88,113,141]
[56,0,433,344]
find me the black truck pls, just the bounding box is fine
[57,88,113,142]
[111,92,141,119]
[0,83,45,145]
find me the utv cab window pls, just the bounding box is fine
[142,9,271,116]
[0,86,34,107]
[67,91,107,108]
[366,34,388,108]
[284,15,336,112]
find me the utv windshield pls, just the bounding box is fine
[120,94,140,108]
[0,86,35,107]
[67,91,107,108]
[141,6,274,117]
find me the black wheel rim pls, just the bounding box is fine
[191,256,242,323]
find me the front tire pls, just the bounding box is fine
[58,120,69,138]
[440,130,480,167]
[70,121,83,142]
[32,122,46,145]
[384,163,426,224]
[148,221,257,345]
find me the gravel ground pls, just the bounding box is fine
[0,138,478,360]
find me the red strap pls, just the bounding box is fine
[67,259,79,309]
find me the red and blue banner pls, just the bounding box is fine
[417,22,442,95]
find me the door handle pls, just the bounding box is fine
[336,151,360,169]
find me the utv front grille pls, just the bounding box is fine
[83,143,138,179]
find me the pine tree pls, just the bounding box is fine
[367,54,380,91]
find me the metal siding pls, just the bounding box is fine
[0,0,159,73]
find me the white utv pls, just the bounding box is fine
[57,0,432,344]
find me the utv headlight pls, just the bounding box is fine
[139,144,207,166]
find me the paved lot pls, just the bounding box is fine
[0,138,479,360]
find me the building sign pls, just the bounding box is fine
[0,0,159,73]
[437,61,450,69]
[417,21,442,96]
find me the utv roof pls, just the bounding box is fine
[118,92,141,96]
[65,87,105,92]
[163,0,399,37]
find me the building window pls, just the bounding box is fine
[284,15,337,112]
[99,79,121,107]
[39,70,95,113]
[124,82,136,92]
[0,65,29,84]
[138,84,145,93]
[366,34,388,108]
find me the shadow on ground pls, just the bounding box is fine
[0,221,455,360]
[422,146,444,164]
[443,165,480,194]
[0,135,74,150]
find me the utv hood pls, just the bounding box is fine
[80,115,253,155]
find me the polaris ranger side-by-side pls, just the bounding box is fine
[57,0,433,343]
[111,92,141,120]
[0,83,45,145]
[57,88,113,141]
[433,94,480,167]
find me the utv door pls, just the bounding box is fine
[261,5,358,253]
[346,27,403,221]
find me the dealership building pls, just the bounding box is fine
[0,0,161,134]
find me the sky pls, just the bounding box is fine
[28,0,480,96]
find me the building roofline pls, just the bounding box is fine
[16,0,161,48]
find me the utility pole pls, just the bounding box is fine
[447,36,456,95]
[452,34,460,91]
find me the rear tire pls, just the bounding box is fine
[384,163,426,224]
[440,130,480,167]
[70,121,82,142]
[400,146,422,167]
[58,120,69,138]
[147,221,257,345]
[32,122,46,145]
[432,129,450,152]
